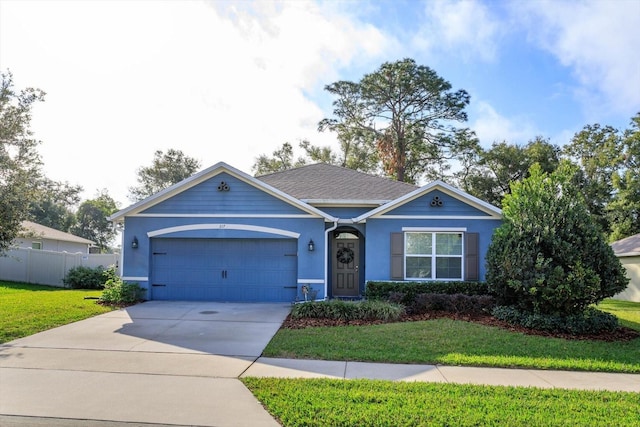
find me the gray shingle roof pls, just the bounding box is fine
[257,163,417,202]
[20,221,95,245]
[611,233,640,256]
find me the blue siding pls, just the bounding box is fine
[143,173,308,215]
[363,217,502,282]
[318,206,375,219]
[388,190,493,217]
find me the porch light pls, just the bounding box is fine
[308,239,315,252]
[131,236,139,249]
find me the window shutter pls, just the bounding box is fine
[464,232,479,281]
[391,232,404,280]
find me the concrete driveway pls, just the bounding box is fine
[0,301,291,427]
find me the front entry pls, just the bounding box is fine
[331,231,360,297]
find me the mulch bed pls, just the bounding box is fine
[281,311,640,342]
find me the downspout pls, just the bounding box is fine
[324,220,339,300]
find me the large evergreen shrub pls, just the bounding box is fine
[486,163,628,316]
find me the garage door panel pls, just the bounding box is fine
[150,238,297,302]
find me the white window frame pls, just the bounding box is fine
[403,229,465,281]
[31,241,42,250]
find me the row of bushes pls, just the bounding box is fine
[492,306,618,335]
[388,292,496,316]
[365,281,490,303]
[291,299,405,322]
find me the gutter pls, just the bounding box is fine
[324,220,339,300]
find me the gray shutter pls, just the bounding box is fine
[391,232,404,280]
[464,232,479,281]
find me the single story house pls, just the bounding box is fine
[611,233,640,302]
[15,221,95,254]
[108,162,503,302]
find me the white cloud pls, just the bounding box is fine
[414,0,503,62]
[0,0,391,206]
[513,0,640,117]
[471,101,538,146]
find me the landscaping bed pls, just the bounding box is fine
[281,310,639,342]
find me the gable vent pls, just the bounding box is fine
[430,196,443,207]
[217,181,230,191]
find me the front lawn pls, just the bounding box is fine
[243,378,640,427]
[0,281,114,343]
[263,299,640,373]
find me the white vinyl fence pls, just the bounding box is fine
[0,247,119,287]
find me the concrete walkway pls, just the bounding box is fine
[1,301,639,427]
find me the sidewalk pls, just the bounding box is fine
[244,357,640,392]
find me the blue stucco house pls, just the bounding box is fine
[108,162,502,302]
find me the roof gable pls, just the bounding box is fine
[108,162,336,222]
[257,163,417,204]
[354,180,502,222]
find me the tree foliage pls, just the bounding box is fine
[0,71,45,254]
[71,190,118,252]
[28,178,83,232]
[252,142,308,176]
[319,58,470,183]
[128,149,201,201]
[486,163,628,316]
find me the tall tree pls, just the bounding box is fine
[252,142,307,176]
[463,137,561,207]
[71,190,118,252]
[608,113,640,241]
[319,58,470,183]
[128,149,201,202]
[28,178,83,232]
[0,71,45,254]
[563,124,624,234]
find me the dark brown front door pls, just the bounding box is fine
[332,238,359,297]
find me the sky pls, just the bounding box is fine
[1,0,639,209]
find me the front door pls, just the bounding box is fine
[332,238,359,297]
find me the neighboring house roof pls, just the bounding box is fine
[611,233,640,257]
[257,163,417,205]
[19,221,95,245]
[108,162,338,222]
[354,179,503,222]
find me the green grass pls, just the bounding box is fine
[0,281,114,343]
[264,300,640,373]
[242,378,640,427]
[598,299,640,331]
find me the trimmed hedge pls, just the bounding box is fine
[365,281,490,303]
[387,292,495,316]
[291,300,405,322]
[63,266,109,289]
[492,306,619,335]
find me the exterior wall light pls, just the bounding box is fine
[308,239,315,252]
[131,236,139,249]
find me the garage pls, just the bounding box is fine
[149,238,298,302]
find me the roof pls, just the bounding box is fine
[108,162,337,222]
[20,221,95,245]
[257,163,418,204]
[611,233,640,257]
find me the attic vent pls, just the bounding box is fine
[430,196,443,207]
[217,181,230,191]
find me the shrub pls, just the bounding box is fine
[99,273,145,305]
[291,300,404,322]
[409,293,495,315]
[486,163,628,316]
[63,266,108,289]
[492,305,619,335]
[366,281,489,303]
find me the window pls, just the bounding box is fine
[31,241,42,250]
[405,232,463,280]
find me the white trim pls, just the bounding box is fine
[147,223,300,239]
[616,252,640,258]
[371,215,497,220]
[297,279,325,284]
[404,230,465,281]
[353,180,502,222]
[403,227,467,232]
[122,276,148,282]
[108,162,337,222]
[303,199,389,206]
[134,213,316,219]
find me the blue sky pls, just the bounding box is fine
[1,0,638,207]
